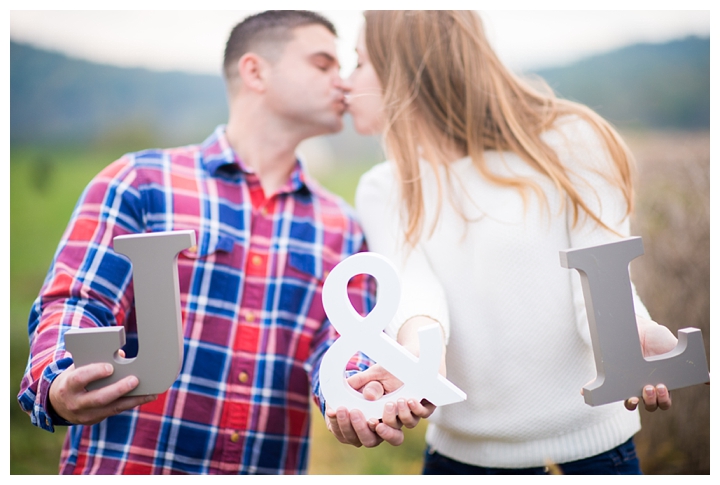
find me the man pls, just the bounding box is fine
[18,10,410,474]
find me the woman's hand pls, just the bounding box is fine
[346,364,437,429]
[325,401,406,447]
[324,315,444,446]
[624,316,678,412]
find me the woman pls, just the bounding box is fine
[339,11,678,474]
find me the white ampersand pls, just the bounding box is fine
[319,252,466,419]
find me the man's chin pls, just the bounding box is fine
[300,115,344,139]
[319,116,344,135]
[329,118,344,134]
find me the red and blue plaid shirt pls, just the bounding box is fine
[18,126,374,474]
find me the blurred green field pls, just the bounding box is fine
[9,130,710,474]
[10,146,128,474]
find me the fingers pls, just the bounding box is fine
[69,362,142,413]
[331,407,382,448]
[65,362,114,392]
[51,363,114,420]
[75,375,142,412]
[393,397,436,428]
[408,398,436,420]
[657,385,672,410]
[624,384,672,412]
[362,381,384,401]
[325,407,351,445]
[381,402,401,429]
[326,406,394,448]
[646,384,671,411]
[334,409,405,448]
[367,417,379,433]
[66,362,144,405]
[346,364,404,395]
[375,422,404,446]
[624,396,640,411]
[349,409,384,447]
[354,403,405,447]
[50,363,154,426]
[396,399,418,429]
[76,393,156,426]
[346,365,384,391]
[334,408,361,446]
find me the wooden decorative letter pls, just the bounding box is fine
[560,237,709,406]
[65,230,195,396]
[320,252,466,419]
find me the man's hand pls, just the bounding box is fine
[623,316,678,412]
[49,362,156,426]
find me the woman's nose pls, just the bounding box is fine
[336,75,352,93]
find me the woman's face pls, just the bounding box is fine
[344,27,384,136]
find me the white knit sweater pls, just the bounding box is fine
[354,116,650,468]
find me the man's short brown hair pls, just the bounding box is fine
[223,10,337,81]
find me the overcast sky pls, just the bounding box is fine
[8,7,711,77]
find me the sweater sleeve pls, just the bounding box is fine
[548,117,652,346]
[355,163,450,343]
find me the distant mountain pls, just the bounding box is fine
[10,41,228,147]
[530,36,709,129]
[9,35,710,150]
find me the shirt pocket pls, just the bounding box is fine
[176,228,243,305]
[287,249,325,281]
[178,229,235,261]
[280,247,329,323]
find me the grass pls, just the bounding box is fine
[307,408,428,474]
[10,146,121,474]
[8,130,710,474]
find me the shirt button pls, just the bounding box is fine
[187,245,197,253]
[251,255,262,266]
[246,311,255,322]
[260,207,268,217]
[238,371,249,383]
[230,432,240,443]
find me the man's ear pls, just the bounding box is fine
[237,53,269,93]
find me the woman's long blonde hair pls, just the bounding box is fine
[364,11,635,246]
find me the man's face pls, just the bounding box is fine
[263,24,346,137]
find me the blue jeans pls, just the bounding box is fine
[422,438,642,475]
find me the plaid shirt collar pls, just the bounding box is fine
[200,125,309,195]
